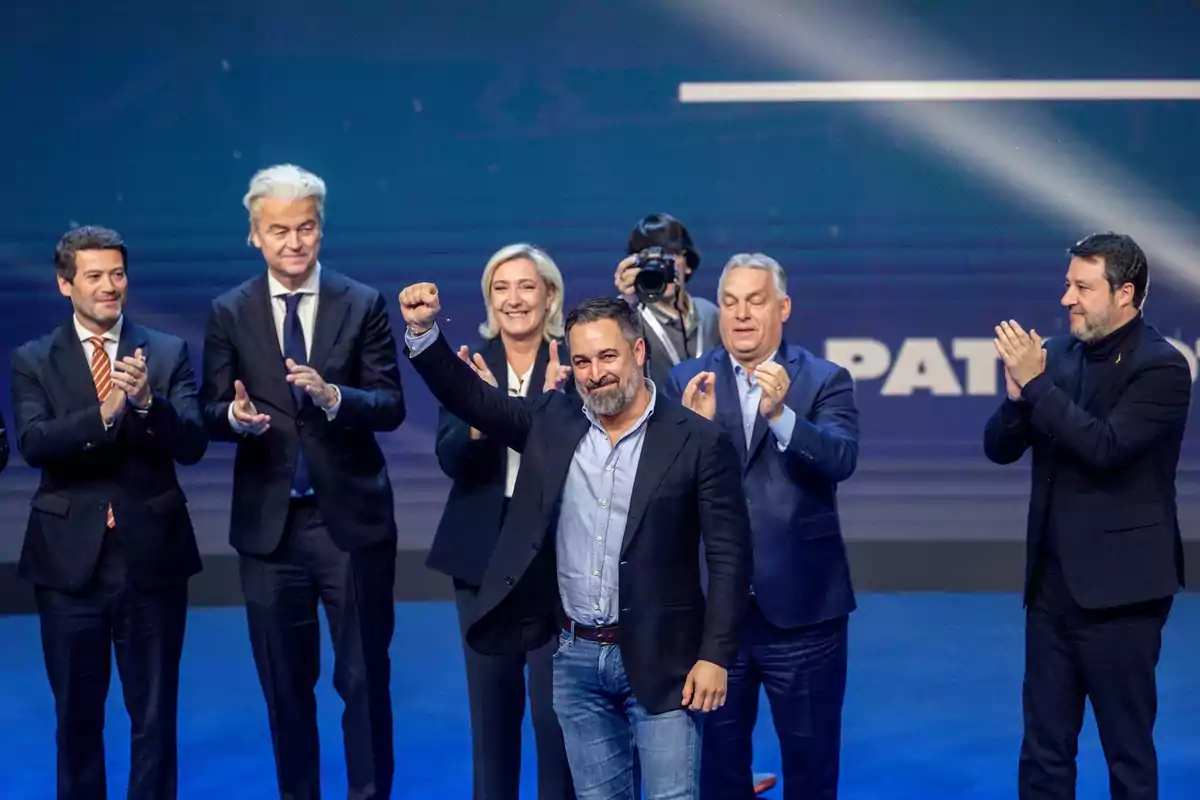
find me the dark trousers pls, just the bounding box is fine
[454,580,575,800]
[240,497,397,800]
[1019,554,1173,800]
[700,600,848,800]
[35,528,188,800]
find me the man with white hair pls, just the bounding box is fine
[200,164,406,799]
[666,253,860,800]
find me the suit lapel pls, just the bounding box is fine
[621,401,690,556]
[308,269,351,376]
[50,320,102,411]
[746,346,802,465]
[530,341,551,398]
[712,351,746,462]
[481,337,511,395]
[540,411,590,516]
[240,275,296,414]
[1054,340,1084,405]
[116,319,149,365]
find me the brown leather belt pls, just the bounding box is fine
[558,610,620,644]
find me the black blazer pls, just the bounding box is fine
[11,318,208,592]
[428,335,568,587]
[409,330,752,715]
[200,269,406,555]
[984,317,1190,609]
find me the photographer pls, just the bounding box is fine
[615,214,720,390]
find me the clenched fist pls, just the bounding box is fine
[398,283,440,334]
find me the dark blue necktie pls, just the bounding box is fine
[282,293,311,495]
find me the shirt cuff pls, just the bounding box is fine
[227,401,252,434]
[769,405,797,451]
[324,385,342,420]
[404,323,441,356]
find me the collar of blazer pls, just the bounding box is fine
[237,270,353,413]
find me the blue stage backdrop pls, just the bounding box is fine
[2,0,1199,563]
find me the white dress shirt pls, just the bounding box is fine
[503,360,535,498]
[228,263,340,432]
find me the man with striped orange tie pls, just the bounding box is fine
[10,225,208,800]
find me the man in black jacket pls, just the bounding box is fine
[400,283,752,800]
[201,164,406,799]
[985,232,1190,800]
[11,225,208,799]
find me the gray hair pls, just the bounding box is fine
[243,164,327,236]
[479,243,566,341]
[718,252,789,299]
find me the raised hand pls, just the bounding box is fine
[457,346,498,388]
[285,359,339,409]
[682,371,717,420]
[111,347,151,409]
[231,379,271,435]
[754,362,791,422]
[543,340,571,393]
[398,282,440,334]
[993,320,1046,388]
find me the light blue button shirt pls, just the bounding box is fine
[731,352,796,451]
[555,382,655,626]
[405,323,652,627]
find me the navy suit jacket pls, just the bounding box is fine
[667,342,859,629]
[200,269,406,555]
[11,318,208,591]
[984,317,1189,608]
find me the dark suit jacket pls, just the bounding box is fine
[11,318,208,592]
[200,269,406,555]
[409,329,752,715]
[667,342,859,629]
[428,335,569,587]
[984,317,1190,609]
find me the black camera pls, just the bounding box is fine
[632,247,678,305]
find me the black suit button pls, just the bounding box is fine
[296,418,305,428]
[504,577,514,586]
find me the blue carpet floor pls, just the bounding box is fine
[1,593,1197,798]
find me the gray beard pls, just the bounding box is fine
[581,376,640,417]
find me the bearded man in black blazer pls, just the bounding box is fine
[201,164,406,799]
[400,283,751,800]
[986,232,1190,800]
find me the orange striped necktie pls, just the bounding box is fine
[88,336,116,529]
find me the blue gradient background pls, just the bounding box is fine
[2,0,1199,558]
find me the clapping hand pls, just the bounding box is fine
[993,320,1046,390]
[681,371,717,420]
[231,379,271,435]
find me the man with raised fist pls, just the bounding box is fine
[399,281,752,800]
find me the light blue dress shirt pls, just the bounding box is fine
[730,351,796,451]
[405,323,653,627]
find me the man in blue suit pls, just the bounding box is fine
[666,253,859,800]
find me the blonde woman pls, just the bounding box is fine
[425,244,575,800]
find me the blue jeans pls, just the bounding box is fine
[552,630,703,800]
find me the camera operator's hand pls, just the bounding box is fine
[614,255,640,305]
